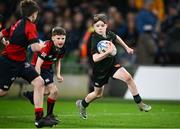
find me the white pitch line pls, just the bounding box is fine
[0,112,180,119]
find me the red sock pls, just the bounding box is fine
[35,108,43,121]
[47,97,56,116]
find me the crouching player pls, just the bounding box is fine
[23,26,66,122]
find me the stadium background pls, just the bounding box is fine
[0,0,180,128]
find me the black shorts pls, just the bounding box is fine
[93,66,120,87]
[40,68,54,86]
[0,56,39,91]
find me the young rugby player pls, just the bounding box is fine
[23,26,66,122]
[76,13,151,119]
[0,0,57,127]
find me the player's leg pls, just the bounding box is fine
[23,86,50,105]
[113,67,151,111]
[21,63,58,127]
[31,76,45,120]
[45,83,59,122]
[76,86,104,119]
[37,68,58,117]
[84,86,104,103]
[23,68,52,106]
[0,56,16,96]
[23,90,34,105]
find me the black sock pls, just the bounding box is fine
[47,97,55,116]
[25,91,34,105]
[81,99,89,108]
[133,94,142,104]
[35,108,43,121]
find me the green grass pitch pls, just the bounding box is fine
[0,97,180,128]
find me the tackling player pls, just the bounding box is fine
[0,0,57,127]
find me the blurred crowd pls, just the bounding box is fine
[0,0,180,66]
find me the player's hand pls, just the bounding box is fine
[39,42,46,49]
[106,42,114,54]
[126,47,134,54]
[2,38,9,46]
[57,75,64,82]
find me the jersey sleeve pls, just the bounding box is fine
[91,34,99,54]
[38,42,51,60]
[1,28,10,37]
[108,31,117,41]
[25,21,39,44]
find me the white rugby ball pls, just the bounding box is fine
[97,40,117,56]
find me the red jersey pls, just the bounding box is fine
[1,18,38,62]
[31,40,65,69]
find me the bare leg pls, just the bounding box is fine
[113,67,151,111]
[31,76,45,108]
[76,86,104,119]
[31,76,45,121]
[113,67,138,96]
[47,84,58,100]
[85,86,104,103]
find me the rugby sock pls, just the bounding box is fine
[47,97,55,116]
[35,108,43,121]
[23,91,34,105]
[133,94,142,104]
[81,99,89,108]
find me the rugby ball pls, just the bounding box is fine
[97,40,117,56]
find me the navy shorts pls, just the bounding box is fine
[0,56,39,91]
[40,68,54,86]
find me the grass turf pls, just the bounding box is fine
[0,97,180,128]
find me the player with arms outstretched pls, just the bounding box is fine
[76,13,151,119]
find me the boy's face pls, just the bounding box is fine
[32,11,38,22]
[52,35,66,48]
[93,20,107,35]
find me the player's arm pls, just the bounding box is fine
[115,35,134,54]
[31,43,46,52]
[35,57,44,74]
[0,31,3,39]
[55,58,63,82]
[92,42,114,62]
[25,22,46,52]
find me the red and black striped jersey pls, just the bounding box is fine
[31,40,65,69]
[1,18,39,62]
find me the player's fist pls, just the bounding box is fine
[126,47,134,54]
[57,75,63,82]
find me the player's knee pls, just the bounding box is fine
[50,87,58,97]
[32,76,44,88]
[51,89,58,97]
[95,92,103,98]
[96,94,103,98]
[124,74,133,84]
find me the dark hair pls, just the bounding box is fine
[93,13,108,24]
[52,27,66,36]
[20,0,39,17]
